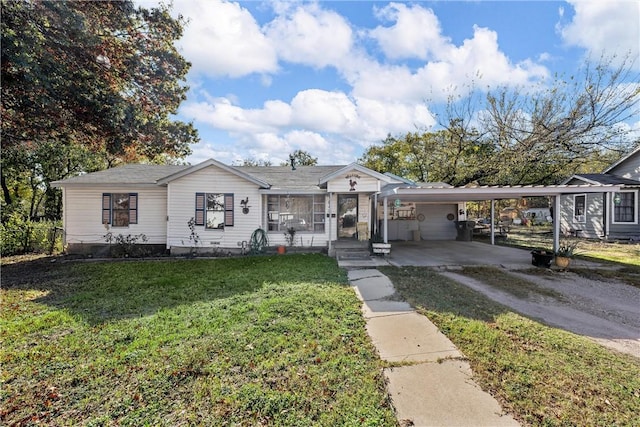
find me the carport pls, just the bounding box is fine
[375,183,622,252]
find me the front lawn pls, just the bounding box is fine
[382,266,640,426]
[1,255,396,426]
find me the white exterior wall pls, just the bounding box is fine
[166,166,263,249]
[62,185,168,246]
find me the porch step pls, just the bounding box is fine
[337,250,372,260]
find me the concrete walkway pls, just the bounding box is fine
[348,269,520,427]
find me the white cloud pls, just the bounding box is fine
[559,1,640,67]
[264,3,353,68]
[290,90,358,133]
[369,3,449,60]
[174,0,278,78]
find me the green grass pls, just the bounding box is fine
[478,226,640,267]
[1,255,396,426]
[456,266,566,301]
[381,266,640,426]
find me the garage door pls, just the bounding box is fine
[416,204,458,240]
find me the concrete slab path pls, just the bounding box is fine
[348,269,520,427]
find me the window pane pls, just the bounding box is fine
[614,192,635,222]
[206,193,225,229]
[111,193,129,227]
[574,195,585,222]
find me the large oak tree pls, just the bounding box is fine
[1,0,198,219]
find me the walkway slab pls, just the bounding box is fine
[385,362,519,427]
[366,312,461,363]
[347,268,520,426]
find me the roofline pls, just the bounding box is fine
[560,174,602,185]
[379,184,623,202]
[51,182,162,189]
[318,163,396,185]
[603,145,640,173]
[156,158,271,188]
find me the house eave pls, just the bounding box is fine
[378,184,623,203]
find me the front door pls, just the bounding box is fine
[338,194,358,238]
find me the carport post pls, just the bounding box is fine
[490,199,495,245]
[383,197,389,243]
[553,195,560,253]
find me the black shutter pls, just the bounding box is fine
[195,193,205,226]
[102,194,111,224]
[224,193,234,227]
[129,193,138,224]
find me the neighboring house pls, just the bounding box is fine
[560,146,640,241]
[52,157,624,255]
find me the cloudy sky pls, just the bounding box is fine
[164,0,639,166]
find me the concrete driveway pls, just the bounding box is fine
[386,240,533,267]
[386,240,596,268]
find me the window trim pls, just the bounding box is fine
[266,194,326,233]
[611,189,638,225]
[573,193,586,223]
[195,192,234,230]
[102,193,138,227]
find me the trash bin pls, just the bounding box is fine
[455,220,475,241]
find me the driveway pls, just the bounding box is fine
[386,240,598,268]
[382,241,640,358]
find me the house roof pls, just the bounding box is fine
[318,163,397,187]
[51,164,189,186]
[237,165,344,192]
[603,145,640,174]
[51,161,345,190]
[156,158,271,188]
[567,173,640,186]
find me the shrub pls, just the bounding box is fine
[0,213,63,256]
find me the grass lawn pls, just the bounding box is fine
[1,254,396,426]
[381,266,640,426]
[476,226,640,267]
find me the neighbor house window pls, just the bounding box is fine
[102,193,138,227]
[267,194,325,232]
[195,193,233,229]
[573,194,586,223]
[612,191,637,223]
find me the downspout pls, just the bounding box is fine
[383,197,389,243]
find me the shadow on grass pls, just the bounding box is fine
[2,254,346,325]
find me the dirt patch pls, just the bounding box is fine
[440,268,640,358]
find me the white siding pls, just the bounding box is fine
[166,166,263,249]
[559,193,604,239]
[610,151,640,180]
[326,172,380,193]
[63,186,168,245]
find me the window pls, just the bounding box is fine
[267,195,325,232]
[573,194,586,223]
[102,193,138,227]
[195,193,233,229]
[612,191,637,223]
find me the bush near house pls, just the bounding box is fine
[0,213,62,256]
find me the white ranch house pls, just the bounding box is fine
[52,158,622,256]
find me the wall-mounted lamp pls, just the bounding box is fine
[240,197,250,214]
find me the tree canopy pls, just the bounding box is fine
[361,55,639,186]
[1,0,198,220]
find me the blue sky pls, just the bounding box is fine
[163,1,640,166]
